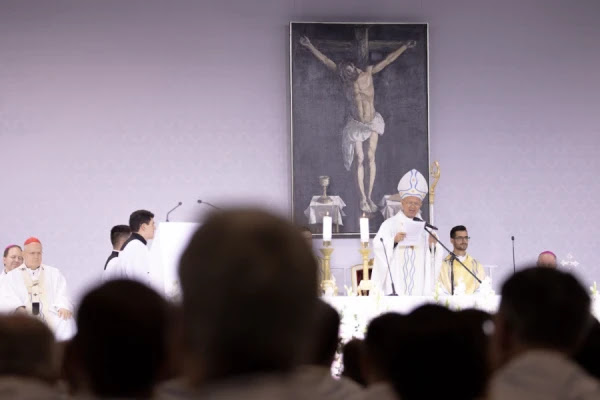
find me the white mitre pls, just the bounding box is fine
[397,169,428,200]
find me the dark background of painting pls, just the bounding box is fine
[291,23,430,235]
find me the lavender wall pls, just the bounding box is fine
[1,0,599,301]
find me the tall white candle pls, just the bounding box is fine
[360,216,369,243]
[323,215,332,242]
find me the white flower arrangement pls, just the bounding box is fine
[472,277,497,313]
[589,282,600,318]
[454,278,467,297]
[478,277,495,297]
[344,285,358,297]
[433,281,443,303]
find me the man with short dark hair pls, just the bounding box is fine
[489,267,599,399]
[168,209,322,399]
[102,225,131,281]
[0,314,61,398]
[365,306,487,400]
[297,300,361,399]
[436,225,486,295]
[114,210,155,286]
[362,313,406,400]
[69,280,169,398]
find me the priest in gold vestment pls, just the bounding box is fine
[437,225,486,294]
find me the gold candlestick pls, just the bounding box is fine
[357,242,372,295]
[320,241,338,296]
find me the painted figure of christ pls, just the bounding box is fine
[300,35,416,213]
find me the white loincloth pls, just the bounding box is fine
[342,112,385,171]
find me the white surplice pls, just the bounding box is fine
[114,233,152,286]
[0,264,76,341]
[372,211,442,296]
[102,251,120,282]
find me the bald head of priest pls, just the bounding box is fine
[537,251,557,268]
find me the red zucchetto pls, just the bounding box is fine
[24,237,41,246]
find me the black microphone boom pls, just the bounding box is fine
[511,236,516,274]
[197,199,222,210]
[412,217,438,231]
[379,238,398,296]
[166,201,183,222]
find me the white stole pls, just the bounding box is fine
[19,267,54,330]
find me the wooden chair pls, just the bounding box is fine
[351,258,374,295]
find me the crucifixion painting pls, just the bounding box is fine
[300,33,415,213]
[291,23,429,236]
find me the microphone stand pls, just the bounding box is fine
[424,226,482,285]
[166,202,183,222]
[197,200,222,210]
[380,238,398,296]
[511,236,516,274]
[450,254,455,295]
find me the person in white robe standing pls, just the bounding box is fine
[114,210,156,287]
[372,169,443,295]
[0,237,75,341]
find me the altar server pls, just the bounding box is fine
[372,169,442,295]
[102,224,131,281]
[0,237,75,341]
[115,210,155,286]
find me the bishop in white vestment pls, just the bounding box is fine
[372,169,443,296]
[0,237,75,341]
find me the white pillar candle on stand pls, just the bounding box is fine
[360,215,369,243]
[323,214,332,242]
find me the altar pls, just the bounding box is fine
[325,294,501,341]
[148,223,600,336]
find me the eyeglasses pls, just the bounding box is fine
[454,236,470,241]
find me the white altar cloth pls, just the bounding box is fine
[304,196,347,230]
[324,295,501,340]
[325,294,600,342]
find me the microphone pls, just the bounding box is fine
[380,238,398,296]
[412,217,438,231]
[511,236,516,274]
[166,202,183,222]
[197,199,222,210]
[449,253,455,295]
